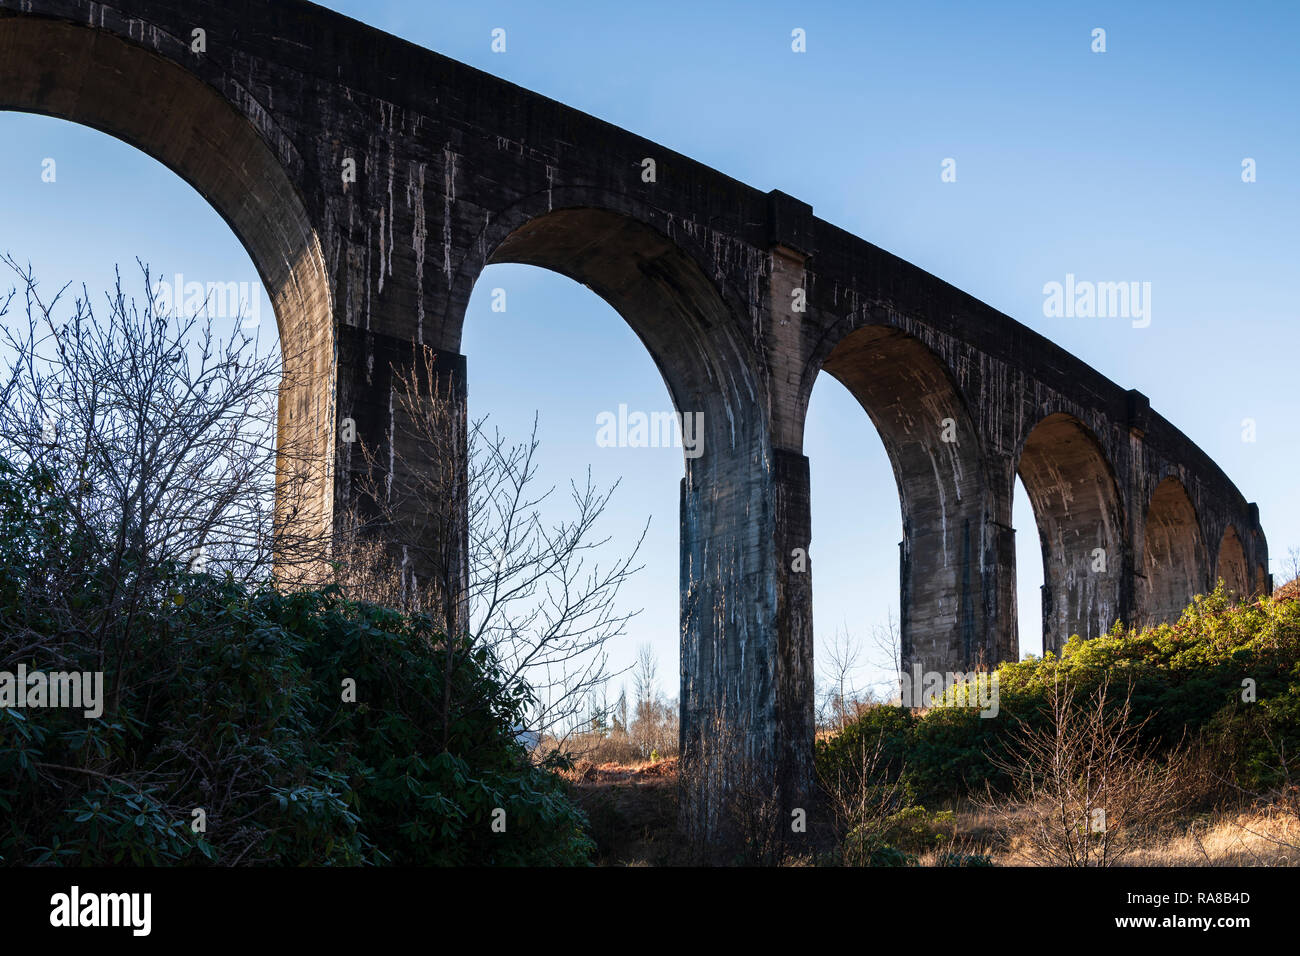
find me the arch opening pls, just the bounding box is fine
[1013,474,1044,658]
[817,323,990,673]
[459,259,685,739]
[1015,412,1123,654]
[481,206,756,456]
[1143,476,1208,624]
[463,202,783,792]
[804,372,901,719]
[0,15,335,579]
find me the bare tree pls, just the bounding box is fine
[634,643,658,715]
[982,676,1194,866]
[625,643,677,760]
[819,624,863,731]
[338,343,646,744]
[0,256,333,593]
[1207,710,1300,855]
[817,728,912,866]
[865,610,903,703]
[1280,547,1300,590]
[0,258,332,633]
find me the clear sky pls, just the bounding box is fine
[2,0,1296,710]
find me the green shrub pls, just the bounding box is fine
[879,806,955,852]
[854,843,913,867]
[0,457,593,865]
[815,702,914,790]
[817,586,1300,808]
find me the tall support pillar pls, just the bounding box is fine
[772,449,814,832]
[334,324,468,603]
[678,437,813,856]
[985,518,1019,665]
[899,496,1014,675]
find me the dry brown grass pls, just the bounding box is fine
[557,750,1300,866]
[1000,805,1298,867]
[912,799,1299,867]
[1118,806,1299,866]
[562,757,679,785]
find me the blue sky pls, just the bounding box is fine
[2,0,1296,707]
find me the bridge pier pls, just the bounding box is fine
[772,449,815,841]
[333,328,469,602]
[677,437,815,855]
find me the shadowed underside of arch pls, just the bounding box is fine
[1143,477,1208,624]
[820,324,990,671]
[0,14,335,578]
[1017,413,1124,653]
[1216,525,1249,598]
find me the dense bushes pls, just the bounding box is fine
[0,458,593,865]
[817,587,1300,807]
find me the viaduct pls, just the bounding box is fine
[0,0,1270,844]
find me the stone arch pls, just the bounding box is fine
[813,322,993,672]
[0,15,335,577]
[1142,476,1209,624]
[443,186,765,448]
[1014,412,1124,653]
[469,203,763,460]
[456,200,790,833]
[1215,525,1250,599]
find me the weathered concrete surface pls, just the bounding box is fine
[0,0,1271,845]
[1017,413,1124,654]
